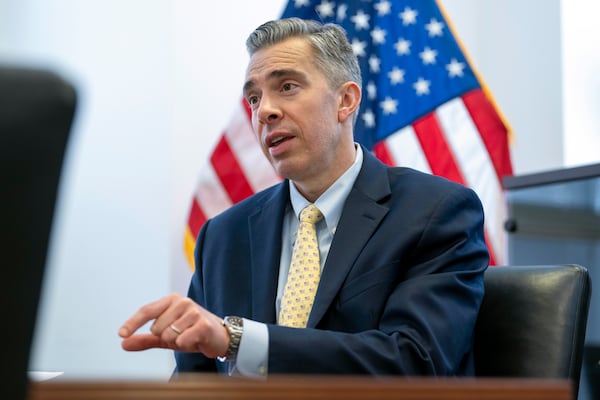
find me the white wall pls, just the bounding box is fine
[0,0,598,380]
[562,0,600,167]
[0,0,176,379]
[442,0,565,174]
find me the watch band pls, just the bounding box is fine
[217,316,244,362]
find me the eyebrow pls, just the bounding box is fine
[243,69,308,95]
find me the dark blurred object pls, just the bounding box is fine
[474,264,591,398]
[0,66,76,400]
[584,344,600,400]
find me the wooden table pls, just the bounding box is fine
[29,374,574,400]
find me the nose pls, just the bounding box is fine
[256,94,282,125]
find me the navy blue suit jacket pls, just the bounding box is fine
[176,147,489,375]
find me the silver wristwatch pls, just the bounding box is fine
[217,316,244,362]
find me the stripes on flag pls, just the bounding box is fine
[182,99,281,268]
[374,88,509,265]
[183,0,513,269]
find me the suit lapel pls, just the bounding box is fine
[307,150,391,327]
[248,183,289,324]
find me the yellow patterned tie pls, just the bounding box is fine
[279,204,324,328]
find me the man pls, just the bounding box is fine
[119,18,489,377]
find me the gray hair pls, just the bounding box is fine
[246,17,362,91]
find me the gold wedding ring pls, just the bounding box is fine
[169,324,182,335]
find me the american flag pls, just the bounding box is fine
[183,0,513,268]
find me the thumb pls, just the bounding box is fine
[121,333,169,351]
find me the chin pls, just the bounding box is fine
[273,163,300,181]
[270,154,310,181]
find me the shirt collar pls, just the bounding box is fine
[289,144,363,232]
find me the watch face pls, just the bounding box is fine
[225,316,243,327]
[219,316,243,362]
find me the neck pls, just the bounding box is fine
[293,143,357,202]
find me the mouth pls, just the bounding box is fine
[266,133,293,148]
[264,131,295,158]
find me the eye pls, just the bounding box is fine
[281,82,297,92]
[247,95,259,106]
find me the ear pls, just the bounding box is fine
[337,81,361,123]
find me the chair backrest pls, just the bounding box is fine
[474,264,591,396]
[0,66,76,400]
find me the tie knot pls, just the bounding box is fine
[299,204,323,225]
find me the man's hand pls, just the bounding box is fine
[118,293,230,359]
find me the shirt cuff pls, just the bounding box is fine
[229,318,268,378]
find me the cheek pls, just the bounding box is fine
[304,99,335,125]
[311,107,341,138]
[251,119,272,158]
[251,117,263,142]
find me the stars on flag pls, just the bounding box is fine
[394,38,411,56]
[350,37,367,57]
[399,6,418,26]
[337,4,348,21]
[388,67,405,85]
[366,81,377,100]
[293,0,311,7]
[419,47,438,65]
[362,109,376,128]
[446,58,466,77]
[371,26,386,44]
[425,18,445,37]
[374,0,391,17]
[368,55,381,73]
[380,97,398,115]
[315,0,335,18]
[351,9,370,30]
[413,78,431,96]
[287,0,476,136]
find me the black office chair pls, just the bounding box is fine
[474,264,591,397]
[0,66,77,400]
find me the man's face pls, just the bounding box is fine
[243,37,355,192]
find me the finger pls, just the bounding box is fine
[121,333,170,352]
[168,307,203,335]
[118,295,174,338]
[156,323,184,349]
[155,303,200,346]
[150,295,194,335]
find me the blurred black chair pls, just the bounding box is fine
[0,66,76,400]
[584,344,600,400]
[474,264,591,397]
